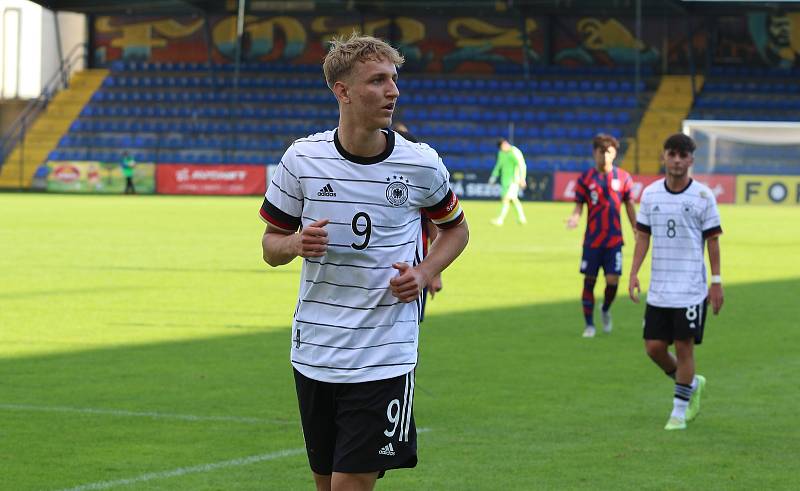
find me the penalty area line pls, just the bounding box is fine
[0,403,291,425]
[55,448,306,491]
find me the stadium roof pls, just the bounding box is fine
[27,0,238,14]
[26,0,795,15]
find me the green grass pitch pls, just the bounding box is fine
[1,194,798,490]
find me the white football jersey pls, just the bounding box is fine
[260,129,464,383]
[636,178,722,308]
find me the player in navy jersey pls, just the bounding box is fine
[393,122,443,321]
[566,134,636,338]
[259,35,469,490]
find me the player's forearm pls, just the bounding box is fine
[630,232,650,276]
[707,236,721,276]
[425,220,439,242]
[262,231,299,267]
[416,221,469,283]
[570,203,583,219]
[625,201,637,229]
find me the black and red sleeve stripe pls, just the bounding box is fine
[259,198,301,232]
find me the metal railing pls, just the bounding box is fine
[0,43,88,185]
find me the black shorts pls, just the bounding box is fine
[293,368,417,477]
[643,299,708,345]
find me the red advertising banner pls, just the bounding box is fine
[553,172,736,203]
[552,171,581,202]
[693,174,736,204]
[156,164,266,195]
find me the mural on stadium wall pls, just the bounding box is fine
[95,12,800,70]
[747,11,800,68]
[714,11,800,67]
[93,14,544,73]
[94,16,208,62]
[553,17,660,66]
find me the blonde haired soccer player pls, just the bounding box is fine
[259,34,469,490]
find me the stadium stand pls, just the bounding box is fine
[51,61,651,173]
[687,67,800,175]
[689,67,800,122]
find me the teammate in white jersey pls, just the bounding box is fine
[629,133,723,431]
[259,34,469,490]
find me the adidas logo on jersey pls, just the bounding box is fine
[378,443,396,456]
[653,205,660,212]
[318,184,336,197]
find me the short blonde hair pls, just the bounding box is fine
[323,33,404,89]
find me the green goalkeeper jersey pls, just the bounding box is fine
[491,145,527,189]
[121,156,135,178]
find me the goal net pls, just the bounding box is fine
[682,120,800,175]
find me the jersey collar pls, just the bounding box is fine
[334,128,395,165]
[664,178,693,195]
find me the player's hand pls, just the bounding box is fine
[488,176,496,185]
[390,262,427,303]
[709,283,724,314]
[296,219,329,258]
[565,214,579,229]
[519,179,527,190]
[629,274,641,303]
[428,273,443,299]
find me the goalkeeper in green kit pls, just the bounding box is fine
[488,138,527,226]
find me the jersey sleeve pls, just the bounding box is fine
[490,152,502,179]
[513,147,527,181]
[259,147,303,232]
[701,191,723,238]
[621,172,633,202]
[421,156,465,229]
[635,188,652,234]
[574,172,588,204]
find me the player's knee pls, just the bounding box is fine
[331,472,378,491]
[674,339,695,357]
[644,341,666,359]
[313,472,332,491]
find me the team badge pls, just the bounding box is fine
[385,175,410,206]
[682,200,694,214]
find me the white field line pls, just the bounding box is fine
[0,403,292,425]
[55,429,434,490]
[56,448,306,491]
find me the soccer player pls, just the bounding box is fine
[629,133,723,431]
[392,122,443,320]
[120,151,136,194]
[259,34,469,490]
[488,138,527,226]
[566,134,635,338]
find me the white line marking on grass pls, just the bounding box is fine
[56,448,305,491]
[0,403,292,425]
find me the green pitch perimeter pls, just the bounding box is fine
[1,194,798,490]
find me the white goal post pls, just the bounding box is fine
[682,120,800,175]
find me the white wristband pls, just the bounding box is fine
[711,275,722,284]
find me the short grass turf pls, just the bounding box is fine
[1,194,798,490]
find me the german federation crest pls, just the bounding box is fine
[385,175,410,206]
